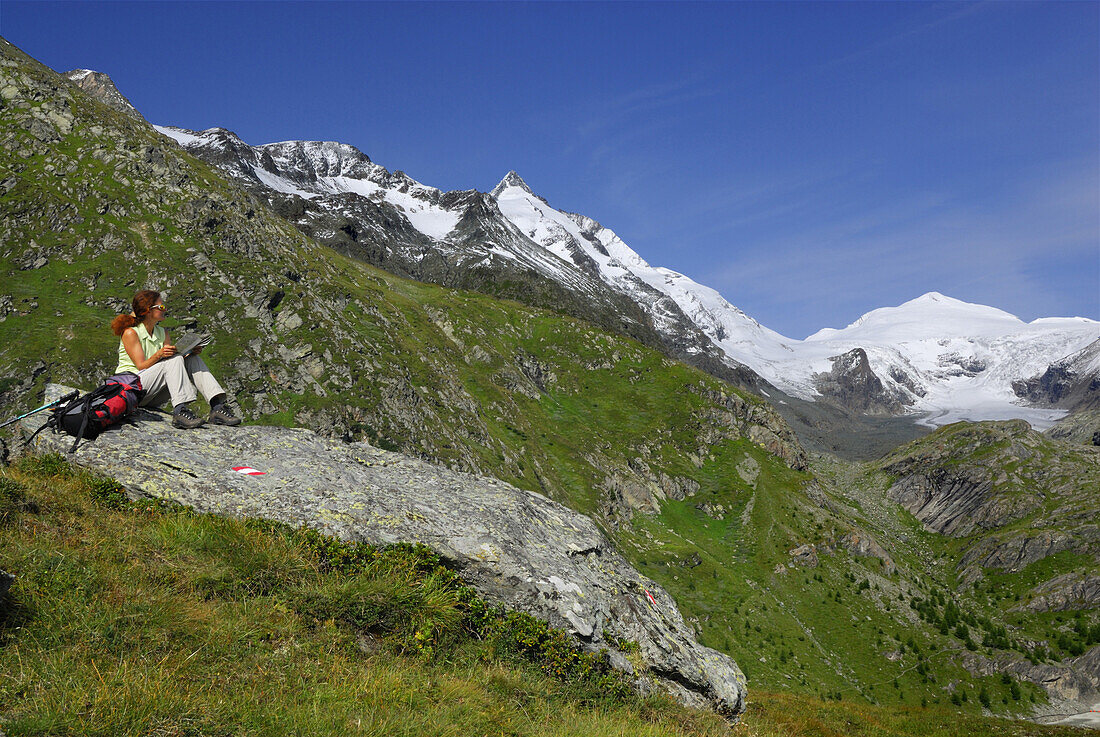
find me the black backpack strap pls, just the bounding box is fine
[68,394,96,454]
[19,419,51,449]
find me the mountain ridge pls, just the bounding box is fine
[146,117,1098,434]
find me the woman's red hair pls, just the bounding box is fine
[111,290,161,336]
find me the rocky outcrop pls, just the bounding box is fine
[832,531,896,575]
[1019,574,1100,613]
[784,530,895,574]
[813,348,911,416]
[1013,338,1100,413]
[62,69,145,120]
[884,467,1010,538]
[883,421,1051,537]
[694,386,808,471]
[880,421,1100,591]
[960,646,1100,722]
[959,529,1091,575]
[1047,408,1100,447]
[22,384,747,719]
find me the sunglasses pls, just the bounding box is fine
[152,304,167,313]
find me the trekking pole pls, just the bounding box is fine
[0,390,80,430]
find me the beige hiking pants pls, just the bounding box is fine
[138,354,225,409]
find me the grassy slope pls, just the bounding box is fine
[873,422,1100,659]
[623,423,1097,719]
[0,456,1081,737]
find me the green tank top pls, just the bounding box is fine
[116,322,165,374]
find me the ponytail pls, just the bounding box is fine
[111,313,139,336]
[112,289,160,337]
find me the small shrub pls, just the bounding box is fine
[0,476,27,526]
[84,473,128,509]
[15,453,73,478]
[291,531,631,696]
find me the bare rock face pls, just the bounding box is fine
[882,420,1100,538]
[22,384,747,719]
[1018,574,1100,613]
[812,348,910,416]
[884,466,1005,538]
[883,420,1050,538]
[1014,338,1100,413]
[1047,408,1100,447]
[880,420,1100,596]
[961,646,1100,722]
[62,69,145,120]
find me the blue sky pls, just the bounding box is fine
[3,1,1097,338]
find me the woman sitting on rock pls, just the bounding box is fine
[111,289,240,429]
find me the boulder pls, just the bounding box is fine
[21,384,746,718]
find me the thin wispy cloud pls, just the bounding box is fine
[800,1,996,82]
[575,76,718,139]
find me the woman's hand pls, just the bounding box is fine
[158,344,177,360]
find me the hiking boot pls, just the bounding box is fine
[172,404,205,429]
[208,404,241,426]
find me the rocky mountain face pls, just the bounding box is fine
[151,125,764,394]
[812,348,911,416]
[880,420,1099,593]
[1014,338,1100,414]
[62,69,143,120]
[25,384,747,717]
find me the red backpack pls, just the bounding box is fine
[45,373,146,452]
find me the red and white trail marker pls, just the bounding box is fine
[644,588,657,606]
[232,466,266,476]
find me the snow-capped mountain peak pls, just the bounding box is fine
[491,170,535,198]
[757,292,1098,428]
[258,139,379,181]
[808,292,1025,343]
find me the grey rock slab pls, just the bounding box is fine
[22,384,746,718]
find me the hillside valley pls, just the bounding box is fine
[1,36,1098,732]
